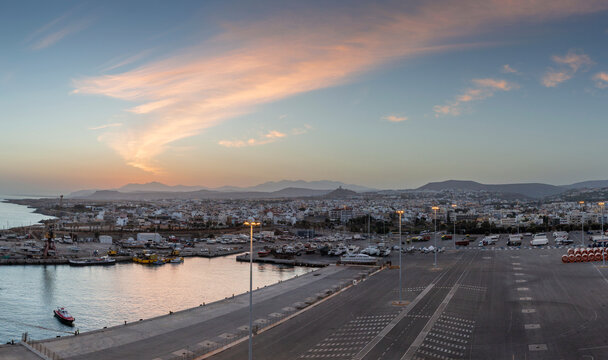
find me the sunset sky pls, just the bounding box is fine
[2,0,608,194]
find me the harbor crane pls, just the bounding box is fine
[43,224,56,258]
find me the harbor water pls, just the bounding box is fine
[0,255,314,342]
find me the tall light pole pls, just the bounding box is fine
[432,206,439,267]
[600,202,605,266]
[451,204,457,249]
[580,201,585,247]
[396,210,404,303]
[244,220,260,360]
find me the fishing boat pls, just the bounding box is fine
[169,257,184,264]
[53,307,74,325]
[68,256,116,266]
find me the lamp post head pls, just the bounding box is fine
[395,210,404,215]
[432,206,439,211]
[451,204,457,208]
[579,201,585,205]
[244,221,260,226]
[599,202,605,207]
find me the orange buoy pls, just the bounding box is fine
[582,254,589,262]
[595,253,602,261]
[575,254,582,262]
[568,254,576,262]
[567,248,574,255]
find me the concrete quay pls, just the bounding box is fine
[0,264,374,360]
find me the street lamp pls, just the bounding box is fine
[451,204,457,249]
[600,202,605,265]
[244,220,260,360]
[432,206,439,267]
[395,210,404,304]
[580,201,585,247]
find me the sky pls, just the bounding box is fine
[2,0,608,195]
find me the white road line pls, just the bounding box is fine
[401,256,476,360]
[351,283,436,360]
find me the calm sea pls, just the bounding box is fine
[0,255,314,342]
[0,196,55,230]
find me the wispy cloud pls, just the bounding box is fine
[383,115,408,122]
[501,64,519,74]
[542,50,594,87]
[72,1,608,172]
[100,49,156,72]
[219,130,287,148]
[593,72,608,88]
[26,8,92,50]
[89,123,123,130]
[291,124,313,135]
[434,78,516,117]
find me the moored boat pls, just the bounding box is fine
[53,307,74,325]
[168,257,184,264]
[68,256,116,266]
[257,249,270,257]
[339,253,377,265]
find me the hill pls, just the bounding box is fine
[417,180,564,198]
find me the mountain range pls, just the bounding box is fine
[416,180,608,198]
[67,180,375,198]
[67,179,608,201]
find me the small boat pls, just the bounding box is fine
[257,249,270,257]
[54,307,74,325]
[68,256,116,266]
[169,257,184,264]
[339,253,377,265]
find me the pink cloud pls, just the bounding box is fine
[593,72,608,88]
[542,50,594,87]
[501,64,519,74]
[219,130,289,148]
[383,115,408,123]
[73,1,608,172]
[435,78,517,117]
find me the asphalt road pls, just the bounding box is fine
[211,247,608,360]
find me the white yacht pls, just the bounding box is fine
[340,253,377,264]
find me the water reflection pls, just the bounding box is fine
[0,255,313,341]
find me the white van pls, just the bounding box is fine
[530,233,549,246]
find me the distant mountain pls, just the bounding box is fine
[323,187,358,199]
[118,182,207,193]
[67,189,98,197]
[79,187,333,201]
[561,180,608,190]
[417,180,564,198]
[216,180,375,193]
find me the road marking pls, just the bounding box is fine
[515,279,527,283]
[401,258,475,360]
[517,287,529,291]
[525,324,541,329]
[529,344,548,351]
[521,309,536,313]
[514,273,525,276]
[519,297,532,301]
[172,349,194,357]
[351,283,436,360]
[512,262,521,265]
[513,267,523,270]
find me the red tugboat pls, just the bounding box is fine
[53,307,75,325]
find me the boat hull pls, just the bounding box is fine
[68,258,116,266]
[54,311,74,325]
